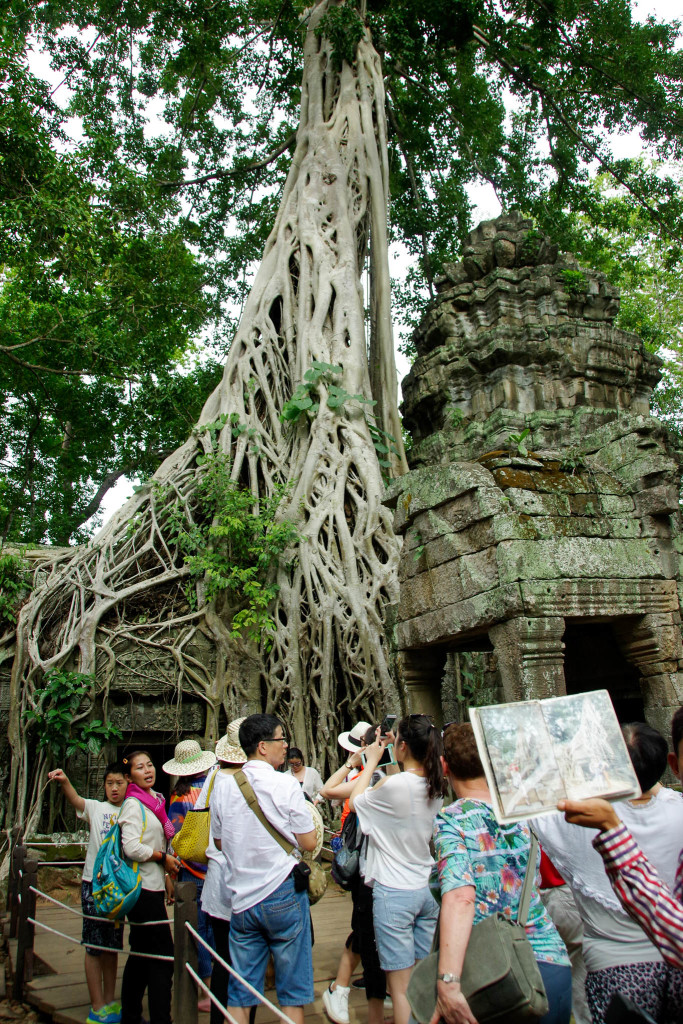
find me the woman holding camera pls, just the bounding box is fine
[349,714,445,1024]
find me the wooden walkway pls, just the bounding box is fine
[17,886,383,1024]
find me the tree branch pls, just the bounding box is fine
[386,92,434,296]
[156,131,297,191]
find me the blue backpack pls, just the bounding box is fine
[92,801,147,920]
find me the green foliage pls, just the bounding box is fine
[507,428,530,456]
[560,269,588,295]
[315,3,365,69]
[556,167,683,435]
[161,454,300,647]
[281,361,399,476]
[0,549,30,626]
[23,669,122,760]
[3,0,683,539]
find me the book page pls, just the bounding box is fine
[471,702,567,823]
[541,690,640,802]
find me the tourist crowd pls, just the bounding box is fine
[47,706,683,1024]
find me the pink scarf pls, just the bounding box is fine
[126,783,176,840]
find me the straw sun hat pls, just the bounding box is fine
[215,716,247,764]
[162,739,218,776]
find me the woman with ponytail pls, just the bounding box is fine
[349,715,445,1024]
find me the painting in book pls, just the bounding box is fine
[470,690,641,823]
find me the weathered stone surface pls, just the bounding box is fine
[389,212,683,726]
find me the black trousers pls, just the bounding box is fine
[350,874,386,1002]
[208,915,231,1024]
[121,889,174,1024]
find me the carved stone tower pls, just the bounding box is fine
[387,212,683,737]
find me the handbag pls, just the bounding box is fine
[330,811,364,890]
[172,767,219,865]
[92,803,147,920]
[407,833,549,1024]
[234,770,328,905]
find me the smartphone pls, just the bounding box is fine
[380,714,397,736]
[363,743,396,768]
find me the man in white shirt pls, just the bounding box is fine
[211,714,317,1024]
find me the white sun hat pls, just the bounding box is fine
[215,716,247,764]
[337,720,372,752]
[162,739,218,776]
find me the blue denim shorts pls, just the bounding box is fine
[81,880,124,956]
[228,874,314,1008]
[372,881,439,972]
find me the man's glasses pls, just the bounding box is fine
[263,736,288,744]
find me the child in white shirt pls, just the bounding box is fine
[48,762,128,1024]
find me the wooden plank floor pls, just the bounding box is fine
[22,886,386,1024]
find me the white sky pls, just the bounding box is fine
[45,0,678,532]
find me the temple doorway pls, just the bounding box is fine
[562,619,645,723]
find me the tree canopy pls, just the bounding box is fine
[3,0,683,544]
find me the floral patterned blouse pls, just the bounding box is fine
[431,797,569,966]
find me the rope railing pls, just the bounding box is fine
[184,964,241,1024]
[26,917,174,961]
[28,886,170,925]
[186,923,297,1024]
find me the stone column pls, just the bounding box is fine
[489,616,566,702]
[614,613,683,739]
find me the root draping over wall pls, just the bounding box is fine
[7,1,407,829]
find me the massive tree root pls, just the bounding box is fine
[7,1,407,829]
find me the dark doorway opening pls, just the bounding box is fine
[563,619,645,723]
[117,739,177,801]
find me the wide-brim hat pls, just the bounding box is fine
[162,739,217,776]
[301,801,325,861]
[215,716,247,764]
[337,720,372,752]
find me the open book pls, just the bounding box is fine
[469,690,641,823]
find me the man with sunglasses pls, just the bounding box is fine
[211,714,318,1024]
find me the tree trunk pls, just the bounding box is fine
[6,0,406,826]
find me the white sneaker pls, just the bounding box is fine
[322,984,350,1024]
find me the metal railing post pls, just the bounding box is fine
[173,879,198,1024]
[13,856,38,999]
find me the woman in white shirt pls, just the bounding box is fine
[349,715,445,1024]
[118,751,180,1024]
[286,748,324,804]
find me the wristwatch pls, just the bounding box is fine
[437,972,460,984]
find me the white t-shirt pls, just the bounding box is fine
[117,795,166,891]
[286,766,325,802]
[197,765,232,921]
[354,772,442,889]
[77,799,121,883]
[211,759,316,914]
[533,786,683,970]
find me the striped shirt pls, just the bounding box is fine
[593,822,683,969]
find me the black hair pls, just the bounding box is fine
[287,747,304,762]
[396,715,446,800]
[122,750,154,775]
[363,725,377,746]
[672,707,683,760]
[239,714,284,756]
[622,722,668,793]
[104,761,126,782]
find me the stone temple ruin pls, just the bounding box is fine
[386,212,683,739]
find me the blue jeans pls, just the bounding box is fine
[538,962,572,1024]
[228,874,313,1008]
[179,869,215,979]
[372,881,439,971]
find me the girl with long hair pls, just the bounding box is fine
[349,714,445,1024]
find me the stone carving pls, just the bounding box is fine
[387,212,683,737]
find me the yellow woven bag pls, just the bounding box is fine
[172,770,218,865]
